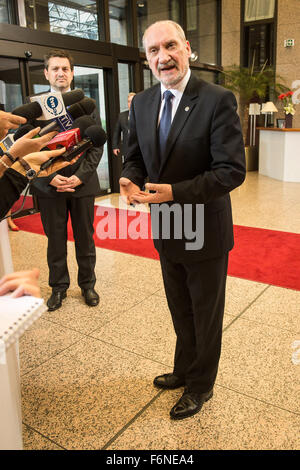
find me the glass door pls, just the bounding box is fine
[74,66,109,191]
[0,57,23,111]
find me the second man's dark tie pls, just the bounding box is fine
[159,90,174,159]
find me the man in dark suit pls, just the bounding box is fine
[32,49,103,311]
[112,92,135,160]
[120,21,246,420]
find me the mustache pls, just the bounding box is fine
[157,60,177,71]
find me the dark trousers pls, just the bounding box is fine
[38,196,96,292]
[159,253,229,393]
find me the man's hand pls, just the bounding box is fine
[113,148,120,156]
[11,147,78,177]
[131,182,174,204]
[50,174,82,193]
[9,127,57,159]
[37,151,81,177]
[0,268,41,298]
[119,177,141,205]
[0,110,26,140]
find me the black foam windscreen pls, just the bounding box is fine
[62,89,84,107]
[68,98,96,120]
[72,116,96,138]
[84,125,107,147]
[14,124,35,141]
[12,101,42,120]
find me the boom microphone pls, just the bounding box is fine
[11,89,84,120]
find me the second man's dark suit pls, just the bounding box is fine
[112,110,130,157]
[31,121,104,293]
[122,74,246,393]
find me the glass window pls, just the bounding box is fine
[244,0,275,22]
[109,0,130,46]
[0,0,9,23]
[0,57,23,112]
[24,0,99,40]
[186,0,218,66]
[118,63,134,111]
[143,67,159,90]
[137,0,180,50]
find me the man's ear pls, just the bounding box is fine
[186,41,192,58]
[44,68,49,81]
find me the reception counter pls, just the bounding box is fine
[258,128,300,182]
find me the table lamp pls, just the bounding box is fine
[261,101,278,127]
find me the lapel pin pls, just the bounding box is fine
[185,106,190,112]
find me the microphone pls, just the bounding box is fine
[40,124,107,171]
[61,125,107,162]
[46,128,81,151]
[11,89,84,120]
[64,97,96,120]
[45,115,96,150]
[38,97,96,136]
[13,98,96,145]
[13,123,35,141]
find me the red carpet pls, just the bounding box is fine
[14,204,300,291]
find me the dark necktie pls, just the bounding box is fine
[159,90,174,158]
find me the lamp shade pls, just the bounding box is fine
[261,101,278,113]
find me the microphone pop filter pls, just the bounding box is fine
[12,101,42,120]
[62,89,84,107]
[14,124,35,141]
[84,125,107,147]
[68,98,96,120]
[72,116,96,138]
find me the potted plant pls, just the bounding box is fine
[218,59,287,170]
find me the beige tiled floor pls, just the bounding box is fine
[8,171,300,450]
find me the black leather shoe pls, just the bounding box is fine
[170,388,213,420]
[47,290,67,311]
[153,373,185,389]
[81,288,99,307]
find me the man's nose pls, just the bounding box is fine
[158,48,171,63]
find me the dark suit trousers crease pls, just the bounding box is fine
[38,196,96,291]
[159,253,229,393]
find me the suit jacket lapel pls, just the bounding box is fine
[146,85,161,176]
[159,75,200,176]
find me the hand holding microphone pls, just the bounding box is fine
[9,127,58,160]
[0,110,27,140]
[11,147,82,179]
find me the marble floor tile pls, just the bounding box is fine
[22,425,63,450]
[90,294,176,367]
[96,252,163,294]
[241,285,300,332]
[107,386,300,450]
[224,276,267,318]
[21,336,165,450]
[41,282,149,336]
[231,173,300,233]
[19,317,85,375]
[218,318,300,414]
